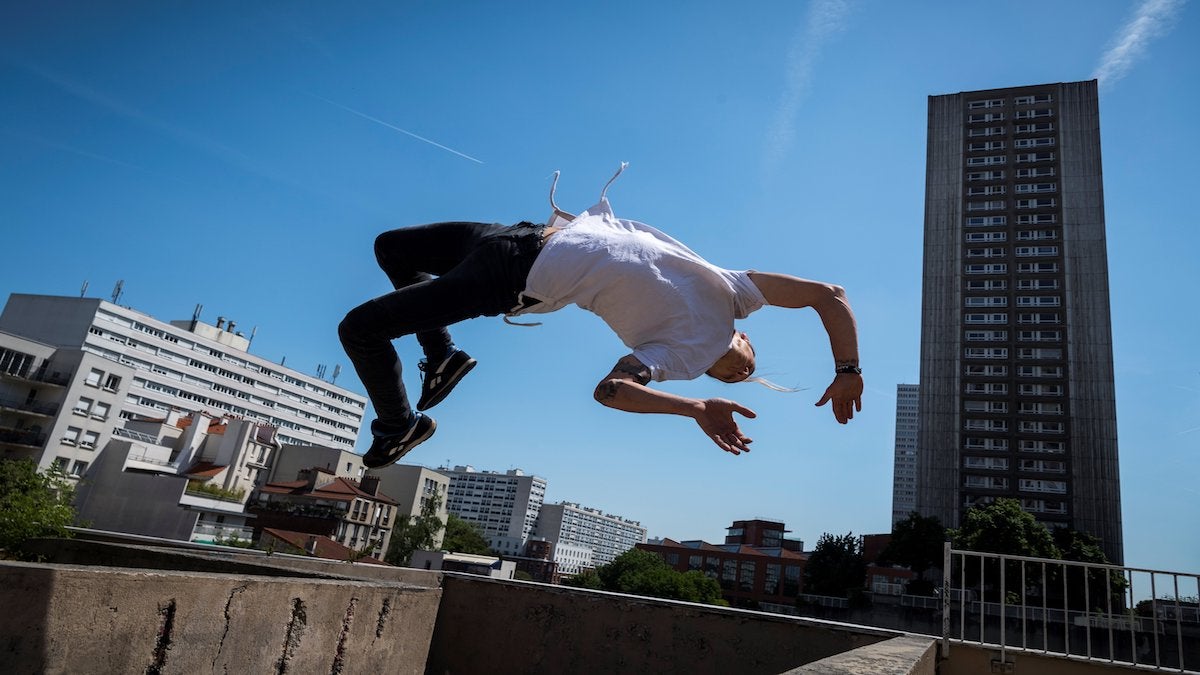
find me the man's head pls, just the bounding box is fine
[706,331,756,383]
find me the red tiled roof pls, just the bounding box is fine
[258,476,397,505]
[261,528,388,565]
[183,461,227,478]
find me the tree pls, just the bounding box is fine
[563,549,726,606]
[950,499,1060,603]
[0,458,77,558]
[440,513,492,555]
[879,513,946,595]
[385,491,446,566]
[803,532,867,600]
[1052,526,1127,611]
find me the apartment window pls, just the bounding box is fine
[1016,152,1055,163]
[1017,365,1063,377]
[965,364,1008,377]
[967,200,1007,212]
[1018,383,1063,396]
[1022,499,1067,514]
[61,426,81,445]
[968,127,1005,138]
[1014,108,1054,119]
[966,170,1005,180]
[965,216,1007,227]
[1015,246,1059,257]
[966,280,1007,291]
[103,374,122,391]
[966,247,1006,258]
[964,263,1009,275]
[70,460,89,477]
[965,475,1009,490]
[739,561,756,592]
[1015,122,1054,134]
[1016,213,1057,224]
[968,98,1004,109]
[73,397,93,416]
[966,185,1006,196]
[1016,198,1057,210]
[1020,440,1065,454]
[51,457,70,473]
[1017,296,1060,307]
[1019,421,1065,434]
[967,112,1005,123]
[1015,182,1057,193]
[1014,137,1056,149]
[965,400,1008,413]
[85,369,103,387]
[1020,479,1066,493]
[1018,347,1064,359]
[1017,262,1059,274]
[80,431,100,449]
[968,141,1006,152]
[964,456,1009,470]
[1016,167,1055,178]
[965,296,1006,307]
[964,437,1009,450]
[965,330,1008,341]
[964,347,1008,359]
[965,419,1008,432]
[964,383,1008,395]
[1016,229,1058,241]
[964,313,1007,324]
[1014,94,1053,105]
[91,401,110,420]
[966,155,1006,166]
[1018,402,1064,415]
[1020,459,1066,473]
[965,232,1007,243]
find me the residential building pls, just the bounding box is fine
[73,409,281,544]
[252,467,398,559]
[410,550,516,579]
[891,384,920,524]
[918,81,1122,562]
[0,294,367,472]
[258,527,387,564]
[639,519,808,611]
[534,501,648,568]
[441,465,547,555]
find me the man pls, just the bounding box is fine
[339,169,862,468]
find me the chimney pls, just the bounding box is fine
[227,320,236,333]
[216,316,225,330]
[360,475,381,496]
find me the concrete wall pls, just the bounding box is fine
[0,561,440,675]
[428,574,897,674]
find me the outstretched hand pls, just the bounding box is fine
[816,373,863,424]
[693,398,757,455]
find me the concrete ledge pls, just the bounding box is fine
[782,635,938,674]
[0,561,440,675]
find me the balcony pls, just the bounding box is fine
[0,395,60,417]
[0,427,47,449]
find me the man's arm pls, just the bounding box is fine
[593,355,756,455]
[747,271,863,424]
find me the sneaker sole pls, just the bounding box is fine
[363,418,437,469]
[416,358,477,411]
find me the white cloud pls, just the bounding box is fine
[765,0,852,168]
[1092,0,1187,89]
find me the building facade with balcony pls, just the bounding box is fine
[917,81,1122,563]
[442,465,546,555]
[533,501,647,568]
[253,467,397,559]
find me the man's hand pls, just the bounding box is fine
[692,398,757,455]
[816,373,863,424]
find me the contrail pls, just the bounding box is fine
[308,93,484,164]
[1092,0,1186,89]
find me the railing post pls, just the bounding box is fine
[942,540,951,659]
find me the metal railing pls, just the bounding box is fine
[942,543,1199,672]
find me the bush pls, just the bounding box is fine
[0,458,77,558]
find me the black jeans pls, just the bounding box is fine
[338,221,546,425]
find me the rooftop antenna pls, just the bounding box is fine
[316,364,326,380]
[110,280,124,305]
[330,364,341,384]
[191,304,203,331]
[80,280,89,298]
[248,325,257,348]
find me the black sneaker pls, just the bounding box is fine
[416,348,477,411]
[363,414,436,468]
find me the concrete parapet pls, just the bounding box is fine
[0,561,439,675]
[781,635,937,674]
[428,574,899,674]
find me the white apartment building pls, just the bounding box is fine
[891,384,920,524]
[442,465,547,555]
[534,501,647,567]
[0,294,366,478]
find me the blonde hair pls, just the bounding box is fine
[744,376,802,393]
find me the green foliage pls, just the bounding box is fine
[880,513,945,575]
[950,498,1059,559]
[213,534,255,549]
[1052,527,1127,610]
[803,532,867,598]
[440,513,492,555]
[385,491,445,566]
[185,480,245,502]
[563,549,727,606]
[0,458,77,557]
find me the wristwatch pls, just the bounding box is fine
[835,365,862,375]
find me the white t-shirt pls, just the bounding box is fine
[515,198,766,381]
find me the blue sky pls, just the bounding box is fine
[1,1,1196,573]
